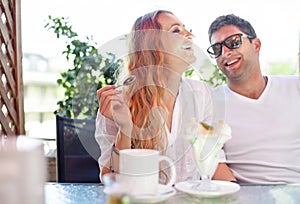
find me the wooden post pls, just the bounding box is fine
[0,0,24,135]
[298,28,300,75]
[15,0,25,134]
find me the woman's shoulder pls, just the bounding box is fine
[182,77,210,87]
[182,78,212,93]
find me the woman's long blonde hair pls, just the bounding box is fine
[126,10,174,154]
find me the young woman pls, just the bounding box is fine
[95,10,234,183]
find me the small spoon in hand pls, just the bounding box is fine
[114,75,136,89]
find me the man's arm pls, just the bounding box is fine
[213,163,237,182]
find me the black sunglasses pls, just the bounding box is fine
[207,33,255,58]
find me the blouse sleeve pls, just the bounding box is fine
[94,110,119,172]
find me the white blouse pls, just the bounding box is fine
[95,78,213,182]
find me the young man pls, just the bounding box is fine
[208,14,300,184]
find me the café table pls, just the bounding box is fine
[45,182,300,204]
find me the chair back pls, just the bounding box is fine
[56,114,101,183]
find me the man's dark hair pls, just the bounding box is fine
[208,14,257,42]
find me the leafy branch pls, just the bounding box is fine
[45,16,122,118]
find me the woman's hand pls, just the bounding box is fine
[98,86,133,177]
[97,86,132,131]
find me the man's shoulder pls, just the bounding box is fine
[269,75,300,86]
[269,75,300,81]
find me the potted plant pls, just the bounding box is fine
[45,16,122,182]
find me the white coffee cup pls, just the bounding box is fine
[118,149,176,196]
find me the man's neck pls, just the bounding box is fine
[228,75,268,99]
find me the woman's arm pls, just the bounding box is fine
[95,111,133,181]
[95,86,133,181]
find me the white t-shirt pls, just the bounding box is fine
[95,78,213,182]
[214,75,300,184]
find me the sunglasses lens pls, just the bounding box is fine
[208,44,222,58]
[225,34,242,49]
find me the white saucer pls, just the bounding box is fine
[104,184,176,203]
[175,180,240,198]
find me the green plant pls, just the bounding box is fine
[45,16,122,119]
[202,65,227,87]
[185,65,226,87]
